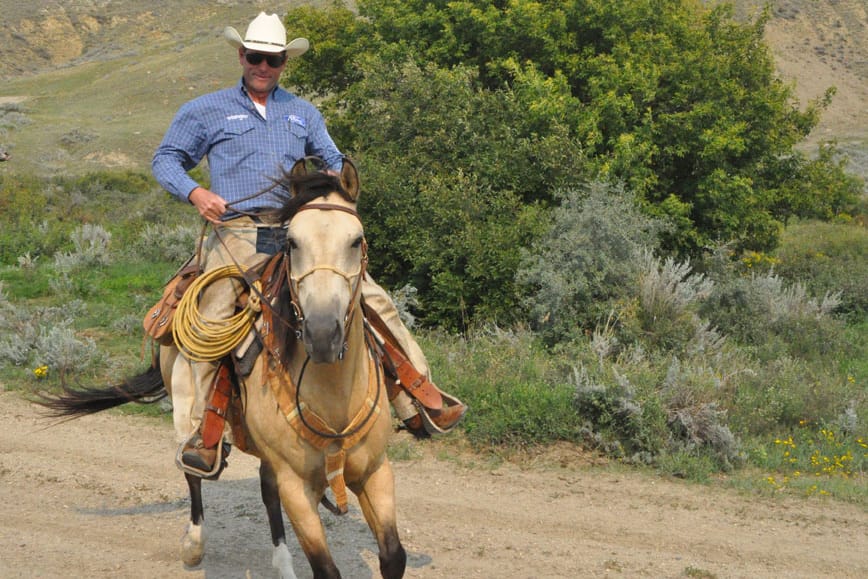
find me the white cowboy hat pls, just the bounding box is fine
[224,12,309,57]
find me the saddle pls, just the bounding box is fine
[151,252,445,457]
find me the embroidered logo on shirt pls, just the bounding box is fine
[226,114,249,121]
[285,114,306,128]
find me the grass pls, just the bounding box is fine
[747,422,867,500]
[0,1,865,505]
[1,166,864,507]
[3,256,866,506]
[1,1,866,181]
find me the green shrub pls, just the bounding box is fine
[571,362,668,461]
[701,263,848,363]
[0,171,194,266]
[661,358,741,469]
[773,220,868,318]
[335,58,581,329]
[286,0,859,258]
[636,250,719,354]
[0,283,95,377]
[728,356,847,434]
[518,182,666,344]
[36,324,106,383]
[0,174,68,264]
[0,101,30,131]
[420,326,584,446]
[127,223,200,263]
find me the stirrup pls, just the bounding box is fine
[175,433,230,480]
[417,392,467,435]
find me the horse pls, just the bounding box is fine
[39,157,406,579]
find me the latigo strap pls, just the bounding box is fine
[201,361,234,448]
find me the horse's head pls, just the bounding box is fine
[281,157,366,364]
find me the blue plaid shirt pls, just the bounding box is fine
[152,79,343,216]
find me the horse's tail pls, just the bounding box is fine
[37,363,166,420]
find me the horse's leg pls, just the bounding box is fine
[260,461,297,579]
[180,472,206,567]
[279,479,341,579]
[352,460,406,579]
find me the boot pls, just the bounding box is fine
[180,433,217,471]
[177,433,231,479]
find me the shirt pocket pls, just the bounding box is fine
[217,121,257,163]
[287,120,308,140]
[283,120,309,162]
[222,121,256,139]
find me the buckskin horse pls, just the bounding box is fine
[40,158,406,579]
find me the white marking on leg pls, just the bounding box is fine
[272,542,297,579]
[181,521,205,567]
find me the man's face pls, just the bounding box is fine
[239,49,287,100]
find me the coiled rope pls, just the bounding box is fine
[172,265,262,362]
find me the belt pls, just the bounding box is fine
[219,215,287,229]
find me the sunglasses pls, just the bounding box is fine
[244,51,287,68]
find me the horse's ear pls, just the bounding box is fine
[289,158,308,197]
[290,157,308,177]
[340,157,360,201]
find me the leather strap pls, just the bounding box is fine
[362,303,443,411]
[267,350,382,514]
[201,361,233,448]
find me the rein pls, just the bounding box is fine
[276,201,382,513]
[293,330,383,442]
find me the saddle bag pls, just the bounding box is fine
[143,261,202,344]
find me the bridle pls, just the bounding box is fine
[285,203,369,356]
[282,201,381,444]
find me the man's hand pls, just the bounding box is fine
[189,187,227,224]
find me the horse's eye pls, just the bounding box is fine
[287,238,298,251]
[351,236,363,249]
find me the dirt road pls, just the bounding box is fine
[1,389,865,578]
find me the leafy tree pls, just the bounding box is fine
[283,0,861,328]
[334,60,579,327]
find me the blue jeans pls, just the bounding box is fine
[256,226,287,255]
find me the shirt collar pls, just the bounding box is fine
[238,78,288,100]
[238,78,296,104]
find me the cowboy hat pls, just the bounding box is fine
[224,12,309,57]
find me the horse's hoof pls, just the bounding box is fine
[181,522,205,567]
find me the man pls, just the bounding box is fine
[152,12,466,474]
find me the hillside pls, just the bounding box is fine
[0,0,866,178]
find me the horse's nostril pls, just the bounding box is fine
[303,313,345,363]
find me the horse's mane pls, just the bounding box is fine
[266,167,358,367]
[268,170,355,224]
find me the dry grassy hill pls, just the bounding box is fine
[0,0,866,178]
